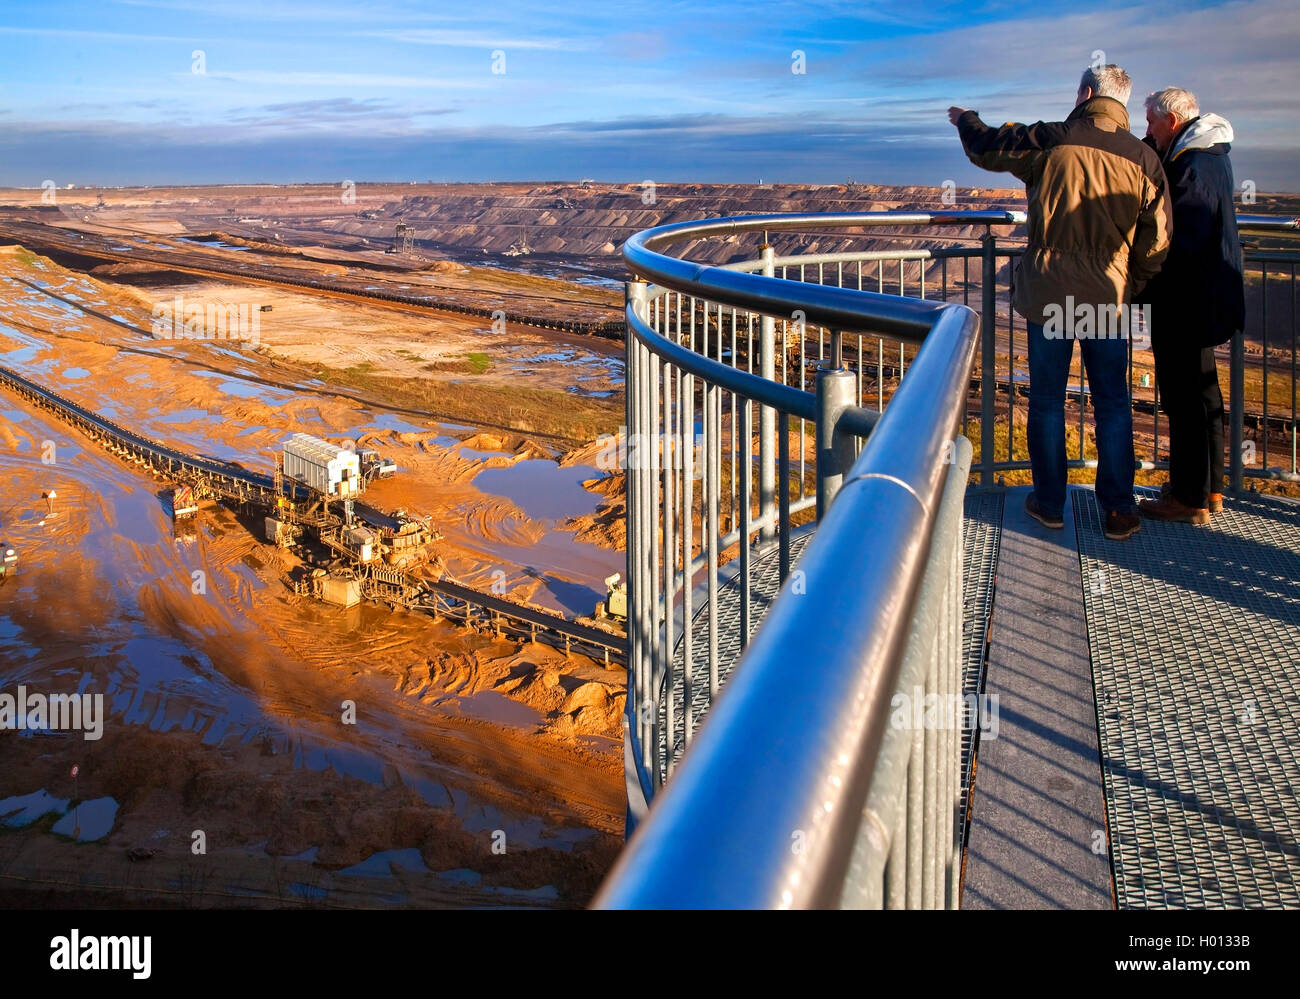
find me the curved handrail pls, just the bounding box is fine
[623,210,1026,340]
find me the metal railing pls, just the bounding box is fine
[598,209,1300,909]
[601,211,993,908]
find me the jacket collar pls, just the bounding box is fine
[1067,96,1130,131]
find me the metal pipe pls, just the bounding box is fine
[1231,332,1245,491]
[816,366,857,518]
[759,245,777,542]
[980,230,997,487]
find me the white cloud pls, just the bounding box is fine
[206,70,490,90]
[367,28,588,51]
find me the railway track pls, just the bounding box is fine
[0,363,628,666]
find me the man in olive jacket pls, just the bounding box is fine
[949,64,1171,540]
[1136,87,1244,524]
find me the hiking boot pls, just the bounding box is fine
[1025,493,1063,529]
[1105,509,1142,540]
[1139,494,1211,525]
[1160,482,1223,514]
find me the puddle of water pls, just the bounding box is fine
[160,408,220,424]
[51,796,119,841]
[218,379,294,403]
[437,868,481,885]
[62,367,91,379]
[190,369,284,400]
[473,461,602,521]
[1,346,41,365]
[178,237,249,252]
[368,413,429,434]
[337,847,430,878]
[0,788,70,828]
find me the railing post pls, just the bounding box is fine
[980,230,997,487]
[816,330,856,518]
[624,279,653,826]
[759,244,777,542]
[1230,329,1244,492]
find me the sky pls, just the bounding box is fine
[0,0,1296,190]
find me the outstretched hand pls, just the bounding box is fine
[948,106,969,126]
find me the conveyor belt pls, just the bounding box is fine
[0,219,625,340]
[425,578,627,661]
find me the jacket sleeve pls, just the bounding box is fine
[955,111,1048,184]
[1128,170,1171,295]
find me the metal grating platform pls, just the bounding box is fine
[959,490,1005,843]
[658,492,1005,792]
[1073,487,1300,908]
[659,533,813,782]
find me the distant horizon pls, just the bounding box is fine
[3,1,1297,192]
[4,178,1298,197]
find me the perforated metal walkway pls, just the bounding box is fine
[658,484,1300,908]
[659,493,1005,804]
[659,532,813,782]
[1074,487,1300,908]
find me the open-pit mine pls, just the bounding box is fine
[2,180,1295,908]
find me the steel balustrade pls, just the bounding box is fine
[599,209,1300,909]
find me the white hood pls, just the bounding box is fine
[1170,113,1234,159]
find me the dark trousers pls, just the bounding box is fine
[1153,338,1225,508]
[1027,322,1136,517]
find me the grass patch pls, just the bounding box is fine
[315,360,621,443]
[465,352,491,374]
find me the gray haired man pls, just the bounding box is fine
[1137,88,1244,524]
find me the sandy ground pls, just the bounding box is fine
[0,244,628,907]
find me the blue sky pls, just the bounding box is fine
[1,0,1296,189]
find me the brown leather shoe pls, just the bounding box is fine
[1161,482,1223,514]
[1139,495,1211,525]
[1105,509,1142,540]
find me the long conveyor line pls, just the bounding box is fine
[0,218,626,340]
[0,363,628,666]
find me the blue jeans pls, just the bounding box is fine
[1026,321,1136,517]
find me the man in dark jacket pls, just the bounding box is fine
[949,64,1170,540]
[1137,88,1244,524]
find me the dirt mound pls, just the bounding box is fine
[559,436,615,468]
[398,647,624,742]
[557,471,625,552]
